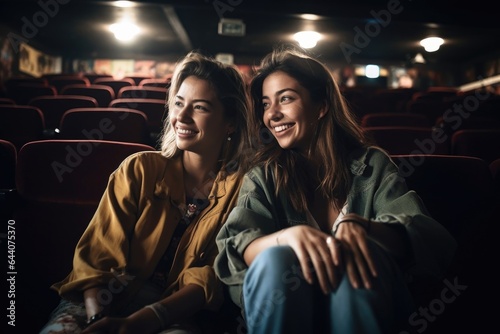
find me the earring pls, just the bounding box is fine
[227,136,232,141]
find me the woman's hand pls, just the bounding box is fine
[278,225,343,294]
[334,214,378,289]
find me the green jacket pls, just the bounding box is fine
[53,151,242,313]
[214,146,457,309]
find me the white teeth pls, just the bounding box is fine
[177,128,196,135]
[274,124,292,132]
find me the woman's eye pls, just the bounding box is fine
[194,105,208,111]
[262,102,270,110]
[280,96,292,103]
[174,101,182,107]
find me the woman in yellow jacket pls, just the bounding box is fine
[39,51,252,334]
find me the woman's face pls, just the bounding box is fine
[170,75,232,156]
[261,71,326,152]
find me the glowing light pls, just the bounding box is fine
[365,65,380,78]
[113,1,136,8]
[109,21,140,42]
[420,37,444,52]
[293,31,321,49]
[300,14,321,21]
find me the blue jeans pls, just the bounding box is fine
[243,241,415,334]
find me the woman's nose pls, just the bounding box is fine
[176,105,192,122]
[266,103,282,121]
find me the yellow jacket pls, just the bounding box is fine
[52,151,242,313]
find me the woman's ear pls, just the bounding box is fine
[226,124,236,136]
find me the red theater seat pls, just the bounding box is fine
[28,95,98,131]
[364,126,450,155]
[0,139,16,189]
[117,86,168,100]
[361,112,430,127]
[0,105,46,151]
[94,77,135,97]
[451,129,500,163]
[60,84,115,107]
[59,108,150,145]
[14,139,156,331]
[109,98,166,137]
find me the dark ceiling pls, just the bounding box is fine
[1,0,500,67]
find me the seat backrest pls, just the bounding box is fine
[125,75,153,85]
[117,85,168,100]
[364,126,450,155]
[0,139,17,222]
[0,139,16,189]
[361,112,430,127]
[139,77,171,88]
[490,158,500,195]
[93,77,135,96]
[391,154,495,241]
[365,88,418,113]
[0,97,15,105]
[83,74,113,84]
[28,95,98,130]
[13,139,156,329]
[59,107,150,145]
[4,77,48,95]
[47,76,90,93]
[6,83,57,105]
[60,84,115,107]
[451,129,500,164]
[109,98,167,135]
[0,105,46,151]
[406,99,451,124]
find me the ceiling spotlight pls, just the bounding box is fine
[420,37,444,52]
[113,1,137,8]
[293,31,321,48]
[109,21,140,42]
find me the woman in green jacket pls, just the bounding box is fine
[40,51,251,334]
[214,46,457,334]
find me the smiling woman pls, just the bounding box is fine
[214,45,458,334]
[38,51,252,334]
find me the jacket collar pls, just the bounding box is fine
[154,155,232,202]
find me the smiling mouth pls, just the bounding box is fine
[274,124,294,133]
[177,128,197,135]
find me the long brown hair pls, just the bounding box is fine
[249,45,371,212]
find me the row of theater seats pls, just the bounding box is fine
[343,85,500,127]
[0,101,167,150]
[357,110,500,162]
[1,74,171,151]
[1,137,498,332]
[3,74,171,105]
